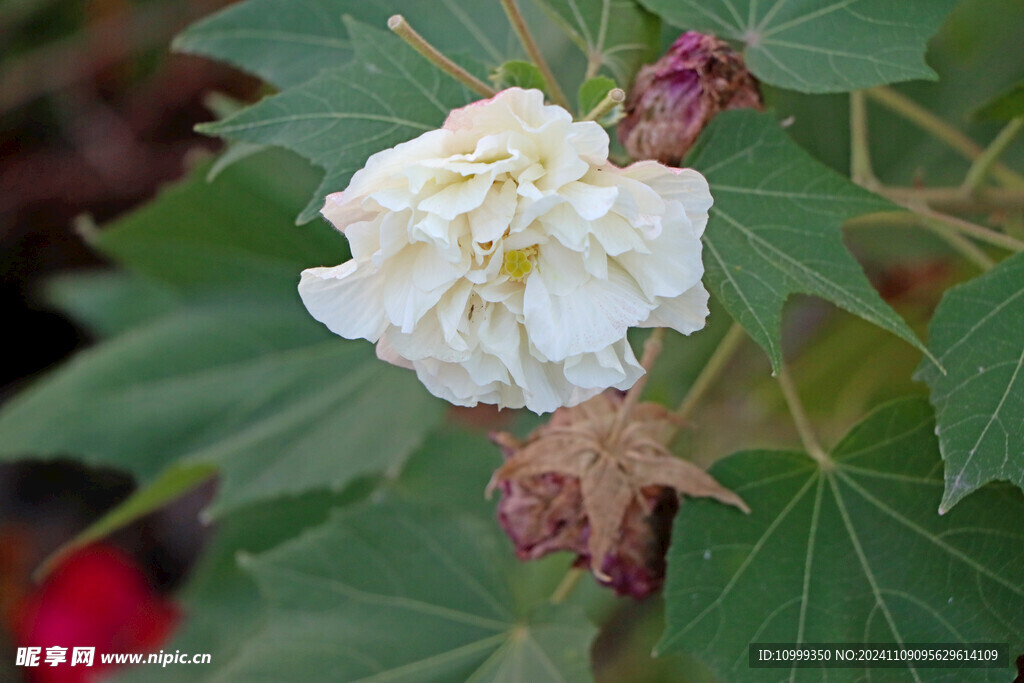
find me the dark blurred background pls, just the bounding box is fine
[1,2,256,677]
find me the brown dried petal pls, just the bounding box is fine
[490,391,749,599]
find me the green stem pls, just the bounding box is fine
[962,117,1024,194]
[499,0,571,109]
[919,219,995,271]
[550,567,584,604]
[879,185,1024,213]
[609,327,664,441]
[777,365,831,468]
[850,91,877,188]
[580,87,625,122]
[844,210,994,270]
[914,205,1024,253]
[674,322,746,422]
[866,87,1024,190]
[388,15,495,98]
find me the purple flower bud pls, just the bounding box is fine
[619,31,762,165]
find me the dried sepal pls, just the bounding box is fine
[490,390,748,598]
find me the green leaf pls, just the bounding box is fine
[638,0,959,93]
[93,149,346,295]
[659,398,1024,681]
[44,271,180,338]
[915,251,1024,513]
[393,427,502,518]
[687,110,929,374]
[532,0,659,85]
[118,489,365,682]
[974,80,1024,121]
[492,60,548,92]
[216,500,596,682]
[174,0,515,89]
[0,302,443,518]
[577,75,616,116]
[199,18,477,223]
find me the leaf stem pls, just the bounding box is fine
[919,219,995,271]
[912,204,1024,253]
[610,328,664,441]
[866,87,1024,189]
[549,567,585,604]
[581,87,625,123]
[962,117,1024,194]
[388,15,495,98]
[850,91,877,188]
[844,210,995,271]
[777,365,831,468]
[499,0,571,109]
[879,185,1024,213]
[674,322,746,422]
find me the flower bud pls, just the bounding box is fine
[619,32,762,165]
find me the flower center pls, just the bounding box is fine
[503,247,537,280]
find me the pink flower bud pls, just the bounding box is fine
[619,32,762,165]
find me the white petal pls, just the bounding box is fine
[559,181,618,220]
[614,201,703,300]
[299,263,388,341]
[468,179,517,244]
[524,264,654,361]
[640,283,710,335]
[622,162,713,237]
[537,239,587,296]
[418,172,495,219]
[563,339,644,390]
[375,335,414,370]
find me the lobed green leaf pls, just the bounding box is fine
[198,19,477,223]
[638,0,959,93]
[530,0,659,87]
[915,251,1024,512]
[687,110,927,374]
[660,398,1024,681]
[174,0,516,89]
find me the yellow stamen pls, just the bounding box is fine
[504,249,534,279]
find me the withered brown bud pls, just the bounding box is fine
[488,391,748,599]
[618,31,763,165]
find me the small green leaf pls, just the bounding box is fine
[659,398,1024,681]
[199,18,477,223]
[638,0,959,93]
[216,500,596,682]
[34,463,216,581]
[531,0,659,85]
[492,60,548,92]
[174,0,515,89]
[974,80,1024,121]
[687,110,928,374]
[915,251,1024,512]
[577,75,617,116]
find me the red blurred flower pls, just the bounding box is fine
[12,544,179,683]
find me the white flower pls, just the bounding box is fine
[299,88,712,414]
